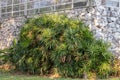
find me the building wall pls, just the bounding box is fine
[0,0,120,58]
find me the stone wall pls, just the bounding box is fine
[65,0,120,58]
[0,18,26,50]
[92,0,120,57]
[0,0,120,58]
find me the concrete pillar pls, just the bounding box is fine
[24,0,27,16]
[12,0,13,17]
[119,0,120,12]
[72,0,74,9]
[0,0,1,18]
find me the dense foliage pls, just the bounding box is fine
[4,14,112,78]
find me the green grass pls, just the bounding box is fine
[0,71,79,80]
[0,71,120,80]
[0,72,47,80]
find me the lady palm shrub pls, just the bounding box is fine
[110,58,120,77]
[5,14,112,78]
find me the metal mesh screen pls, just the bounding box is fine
[0,0,89,19]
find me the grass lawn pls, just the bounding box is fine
[0,72,47,80]
[0,71,120,80]
[0,71,79,80]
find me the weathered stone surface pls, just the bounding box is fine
[0,18,26,50]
